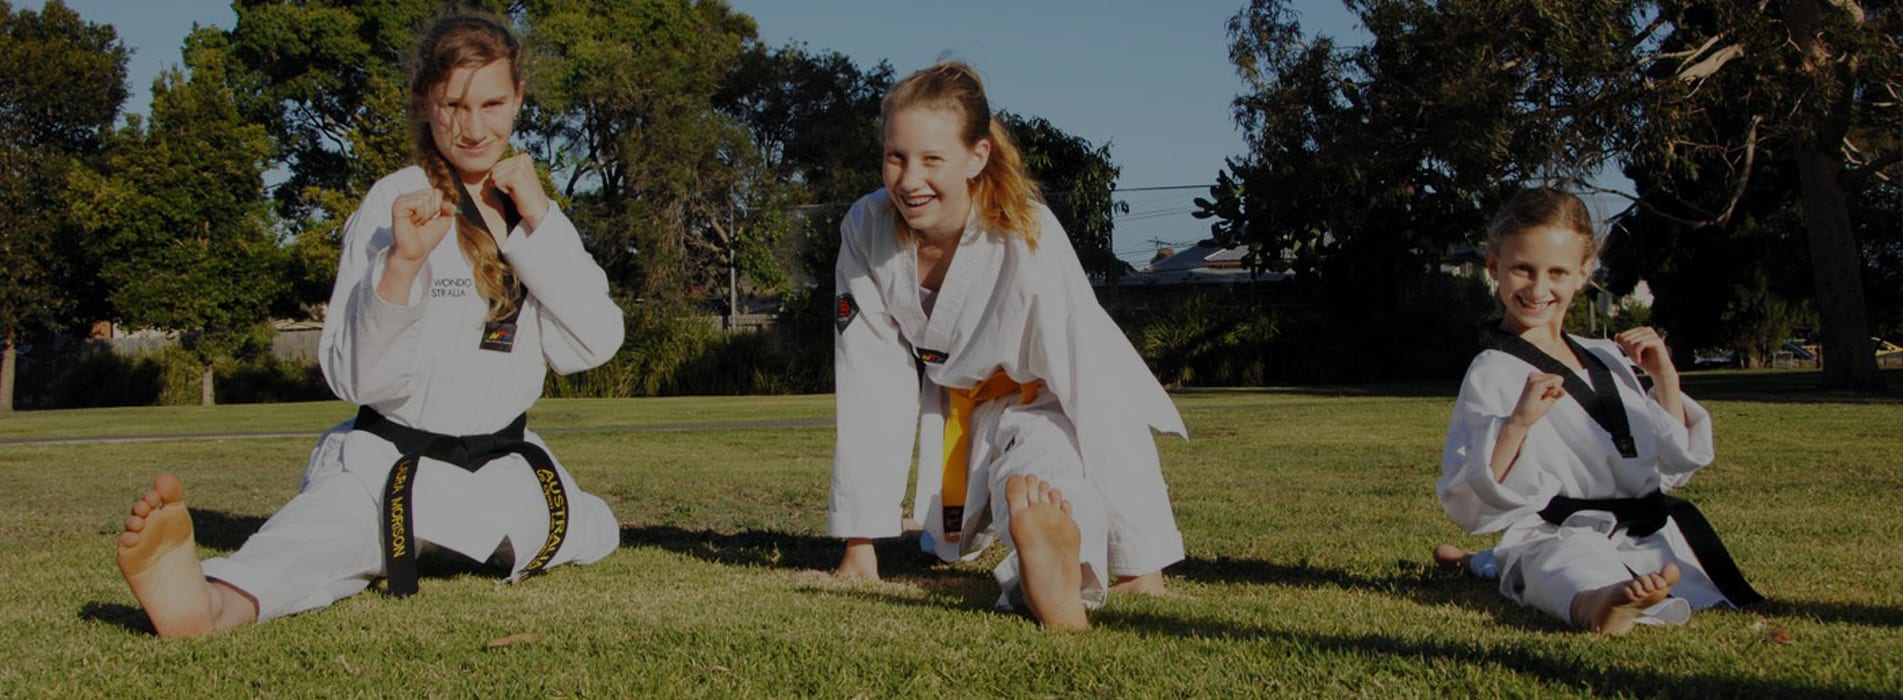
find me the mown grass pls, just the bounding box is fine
[0,370,1898,697]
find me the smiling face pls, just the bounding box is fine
[1487,225,1593,335]
[427,59,521,184]
[882,106,990,241]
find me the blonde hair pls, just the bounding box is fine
[406,11,523,321]
[1485,187,1598,261]
[882,61,1043,248]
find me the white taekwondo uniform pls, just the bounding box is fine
[1438,335,1753,627]
[200,166,623,621]
[828,189,1186,608]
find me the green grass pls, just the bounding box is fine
[1,370,1899,697]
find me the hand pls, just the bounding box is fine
[1615,326,1677,382]
[488,153,549,230]
[1509,371,1566,429]
[389,189,456,264]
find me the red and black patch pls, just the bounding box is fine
[834,293,859,333]
[914,348,948,364]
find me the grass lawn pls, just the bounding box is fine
[1,370,1898,697]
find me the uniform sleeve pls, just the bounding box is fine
[500,203,625,374]
[1650,390,1715,483]
[827,205,920,540]
[1437,359,1553,534]
[319,181,432,406]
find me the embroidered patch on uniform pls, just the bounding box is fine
[479,321,518,352]
[834,294,859,333]
[915,348,948,364]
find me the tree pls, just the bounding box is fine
[224,1,515,311]
[71,28,281,405]
[523,0,757,304]
[1000,112,1131,283]
[0,0,127,412]
[1206,0,1900,388]
[1611,1,1899,390]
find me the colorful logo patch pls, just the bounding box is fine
[835,294,859,333]
[915,348,948,364]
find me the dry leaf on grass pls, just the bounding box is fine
[485,632,543,649]
[1770,627,1794,645]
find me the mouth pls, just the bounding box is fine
[1514,296,1559,313]
[897,193,935,210]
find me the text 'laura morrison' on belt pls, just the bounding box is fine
[1538,489,1764,606]
[940,370,1042,543]
[352,406,569,597]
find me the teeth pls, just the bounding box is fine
[902,196,931,207]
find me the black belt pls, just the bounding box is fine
[1539,490,1763,606]
[353,406,570,597]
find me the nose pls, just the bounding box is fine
[452,105,480,139]
[896,160,925,191]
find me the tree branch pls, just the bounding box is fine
[1846,148,1903,183]
[1713,115,1763,228]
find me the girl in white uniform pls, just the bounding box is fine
[1437,188,1761,635]
[826,62,1187,630]
[114,12,623,637]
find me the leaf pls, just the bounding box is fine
[485,632,544,650]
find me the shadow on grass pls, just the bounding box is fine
[1173,368,1903,404]
[1757,598,1903,629]
[78,602,154,635]
[1677,368,1903,405]
[189,509,267,552]
[1098,606,1894,699]
[618,525,947,578]
[1172,553,1555,630]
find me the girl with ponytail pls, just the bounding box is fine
[823,61,1187,630]
[113,11,625,637]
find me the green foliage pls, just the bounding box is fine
[50,344,328,408]
[1114,272,1495,387]
[1000,112,1131,282]
[69,28,282,399]
[1125,293,1278,387]
[545,303,827,398]
[0,0,128,408]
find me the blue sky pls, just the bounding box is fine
[50,1,1469,264]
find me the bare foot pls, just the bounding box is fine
[1005,475,1087,631]
[1110,571,1187,599]
[831,538,880,581]
[1571,562,1681,636]
[1433,544,1474,572]
[117,474,255,637]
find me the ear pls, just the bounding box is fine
[967,138,992,179]
[1483,251,1498,281]
[1580,258,1598,289]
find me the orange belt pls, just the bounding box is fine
[940,370,1041,542]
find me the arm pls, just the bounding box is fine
[500,203,625,374]
[319,179,436,406]
[827,205,922,578]
[488,154,623,373]
[1437,361,1558,534]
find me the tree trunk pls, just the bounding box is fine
[201,361,215,406]
[1788,0,1886,392]
[1794,146,1884,391]
[1,330,15,413]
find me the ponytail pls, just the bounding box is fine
[883,61,1043,247]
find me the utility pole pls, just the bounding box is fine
[727,208,738,331]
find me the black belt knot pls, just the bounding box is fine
[1539,489,1763,606]
[353,406,571,597]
